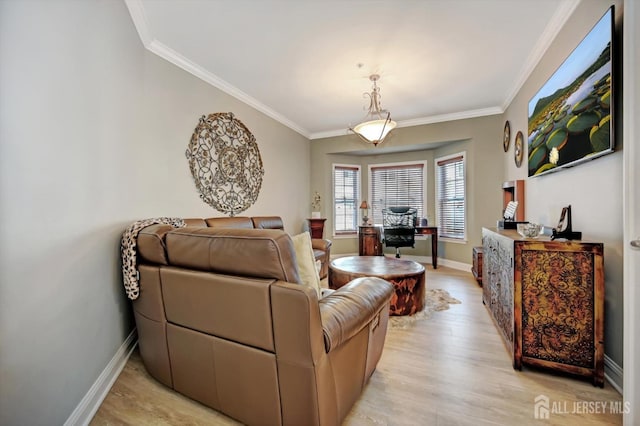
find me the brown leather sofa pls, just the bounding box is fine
[181,216,332,279]
[133,224,394,425]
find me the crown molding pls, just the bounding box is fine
[148,40,310,137]
[309,106,504,140]
[396,107,504,128]
[501,0,582,110]
[124,0,310,139]
[124,0,153,47]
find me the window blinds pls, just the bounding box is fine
[436,155,465,239]
[333,165,359,233]
[370,163,424,225]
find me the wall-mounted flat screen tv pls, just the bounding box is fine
[527,6,614,177]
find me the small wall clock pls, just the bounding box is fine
[503,120,511,152]
[514,131,524,167]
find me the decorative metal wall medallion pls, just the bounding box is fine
[185,113,264,216]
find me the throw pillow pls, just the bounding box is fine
[291,232,322,298]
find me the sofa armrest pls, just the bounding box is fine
[319,277,393,352]
[271,281,325,364]
[311,238,332,252]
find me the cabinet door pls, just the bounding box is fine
[482,229,515,359]
[359,227,381,256]
[517,242,604,385]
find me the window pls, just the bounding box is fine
[333,164,360,235]
[435,152,466,240]
[369,161,426,225]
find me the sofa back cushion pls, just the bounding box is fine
[204,217,254,229]
[183,218,207,227]
[137,224,174,265]
[165,227,301,284]
[252,216,284,230]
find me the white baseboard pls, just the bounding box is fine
[437,258,472,272]
[604,354,623,394]
[403,255,472,272]
[64,329,138,426]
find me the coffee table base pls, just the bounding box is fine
[387,274,425,316]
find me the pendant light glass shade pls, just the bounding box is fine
[349,74,397,146]
[353,116,396,143]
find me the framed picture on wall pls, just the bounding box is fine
[527,6,615,177]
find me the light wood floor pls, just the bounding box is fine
[91,266,622,425]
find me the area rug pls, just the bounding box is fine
[388,288,461,329]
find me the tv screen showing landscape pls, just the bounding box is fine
[527,6,614,177]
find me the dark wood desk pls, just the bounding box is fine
[415,226,438,269]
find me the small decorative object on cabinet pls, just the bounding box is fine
[471,246,483,285]
[482,227,604,386]
[359,226,383,256]
[311,191,322,218]
[551,204,582,240]
[502,180,525,223]
[307,218,326,239]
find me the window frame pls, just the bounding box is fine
[332,163,361,237]
[434,152,467,242]
[367,160,428,226]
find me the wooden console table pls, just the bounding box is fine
[415,226,438,269]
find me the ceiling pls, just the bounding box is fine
[126,0,580,140]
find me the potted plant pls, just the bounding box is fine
[311,191,322,218]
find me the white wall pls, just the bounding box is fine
[502,0,624,370]
[0,1,309,424]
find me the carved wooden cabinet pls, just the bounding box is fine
[482,228,604,386]
[359,226,383,256]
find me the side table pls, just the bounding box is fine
[359,225,382,256]
[308,218,326,239]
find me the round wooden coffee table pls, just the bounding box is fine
[328,256,425,316]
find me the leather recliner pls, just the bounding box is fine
[133,224,394,425]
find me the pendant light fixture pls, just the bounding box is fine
[349,74,397,146]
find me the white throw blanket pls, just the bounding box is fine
[120,217,186,300]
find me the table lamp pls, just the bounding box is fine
[359,201,370,224]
